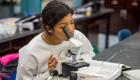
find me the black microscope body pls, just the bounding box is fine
[61,61,89,80]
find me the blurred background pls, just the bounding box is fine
[0,0,140,54]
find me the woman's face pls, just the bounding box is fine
[52,13,75,41]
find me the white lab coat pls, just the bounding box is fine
[16,30,95,80]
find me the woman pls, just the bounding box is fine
[16,1,95,80]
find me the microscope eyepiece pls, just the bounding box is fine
[62,27,70,39]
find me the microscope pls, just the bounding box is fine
[49,27,89,80]
[60,27,89,80]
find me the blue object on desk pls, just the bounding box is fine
[118,29,132,41]
[20,0,42,16]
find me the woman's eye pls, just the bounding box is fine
[60,26,66,29]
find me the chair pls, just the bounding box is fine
[117,29,132,41]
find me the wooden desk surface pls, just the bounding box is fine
[94,31,140,80]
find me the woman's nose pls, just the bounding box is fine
[68,24,74,33]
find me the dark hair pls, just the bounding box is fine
[41,0,73,31]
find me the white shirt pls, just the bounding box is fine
[16,30,95,80]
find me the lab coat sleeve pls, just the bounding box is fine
[75,30,96,60]
[16,50,38,80]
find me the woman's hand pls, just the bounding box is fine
[48,55,58,70]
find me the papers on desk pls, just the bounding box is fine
[72,14,85,19]
[76,60,124,80]
[123,70,140,80]
[0,18,19,37]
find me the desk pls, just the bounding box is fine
[94,31,140,80]
[0,29,42,56]
[74,8,114,48]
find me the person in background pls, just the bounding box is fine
[16,0,95,80]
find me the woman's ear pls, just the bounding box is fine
[45,26,53,34]
[48,29,53,33]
